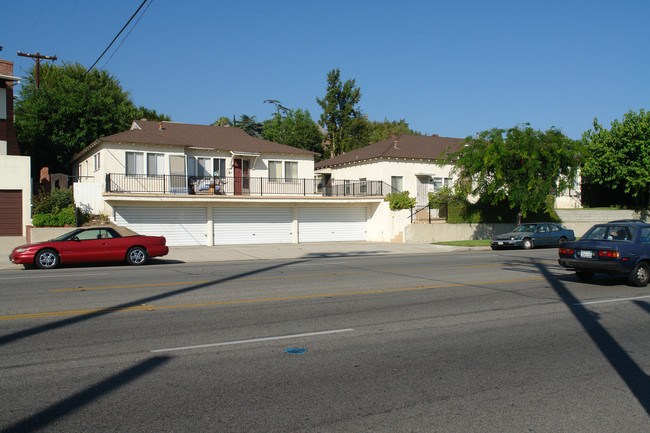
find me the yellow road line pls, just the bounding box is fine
[50,261,556,292]
[1,276,545,321]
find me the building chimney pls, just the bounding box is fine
[158,122,163,131]
[390,131,396,139]
[0,59,14,76]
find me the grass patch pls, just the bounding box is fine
[433,239,491,247]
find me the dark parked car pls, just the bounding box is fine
[9,227,169,269]
[558,221,650,286]
[491,223,575,250]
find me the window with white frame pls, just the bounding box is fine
[269,161,282,181]
[433,177,443,191]
[391,176,403,191]
[93,153,101,171]
[186,156,196,177]
[126,152,145,176]
[213,158,226,177]
[147,153,164,177]
[269,160,297,182]
[197,157,210,177]
[285,161,298,181]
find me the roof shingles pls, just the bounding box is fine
[314,134,464,169]
[100,120,318,156]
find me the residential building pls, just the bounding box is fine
[72,120,392,246]
[0,58,31,237]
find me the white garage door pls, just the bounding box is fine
[298,207,367,242]
[114,207,207,246]
[214,207,293,245]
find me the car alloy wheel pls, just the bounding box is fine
[628,262,649,287]
[126,247,148,265]
[522,238,533,249]
[35,249,59,269]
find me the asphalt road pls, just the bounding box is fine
[1,248,649,432]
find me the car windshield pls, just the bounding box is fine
[582,225,635,242]
[513,224,536,233]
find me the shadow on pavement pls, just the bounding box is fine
[534,261,650,418]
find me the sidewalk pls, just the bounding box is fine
[2,241,480,270]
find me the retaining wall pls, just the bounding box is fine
[404,209,644,243]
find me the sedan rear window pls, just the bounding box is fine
[582,225,634,242]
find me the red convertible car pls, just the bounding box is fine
[9,227,169,269]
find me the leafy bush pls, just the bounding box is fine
[33,188,74,214]
[385,191,416,210]
[32,205,77,227]
[444,195,559,224]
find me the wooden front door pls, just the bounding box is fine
[234,158,250,195]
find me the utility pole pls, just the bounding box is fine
[17,51,57,89]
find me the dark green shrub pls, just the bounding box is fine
[385,191,417,210]
[33,188,74,214]
[32,205,77,227]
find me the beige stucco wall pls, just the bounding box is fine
[76,142,315,181]
[0,154,32,236]
[317,159,456,206]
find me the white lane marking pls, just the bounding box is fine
[151,328,355,353]
[575,295,650,306]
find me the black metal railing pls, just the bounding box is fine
[105,174,394,198]
[410,203,448,223]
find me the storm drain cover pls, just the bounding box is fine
[285,347,307,354]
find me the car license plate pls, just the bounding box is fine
[579,250,595,259]
[498,241,503,245]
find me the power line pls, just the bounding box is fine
[85,0,151,76]
[102,0,154,68]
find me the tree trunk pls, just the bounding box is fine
[516,210,523,225]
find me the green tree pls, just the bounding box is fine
[368,119,421,143]
[316,68,369,158]
[213,116,232,127]
[262,108,324,156]
[15,62,169,177]
[582,109,650,206]
[233,114,264,138]
[445,124,580,224]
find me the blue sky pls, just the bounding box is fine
[3,0,648,140]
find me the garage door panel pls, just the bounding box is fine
[0,190,22,236]
[214,207,293,245]
[298,207,366,242]
[115,207,206,246]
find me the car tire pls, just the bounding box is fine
[126,246,148,266]
[628,262,649,287]
[35,249,59,269]
[558,237,568,246]
[522,238,533,249]
[575,270,594,281]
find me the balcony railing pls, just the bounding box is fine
[105,174,394,197]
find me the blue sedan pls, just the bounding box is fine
[558,221,650,286]
[491,222,576,250]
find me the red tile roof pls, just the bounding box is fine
[99,120,319,156]
[314,134,464,169]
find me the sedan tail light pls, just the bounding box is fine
[598,250,620,258]
[559,247,574,255]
